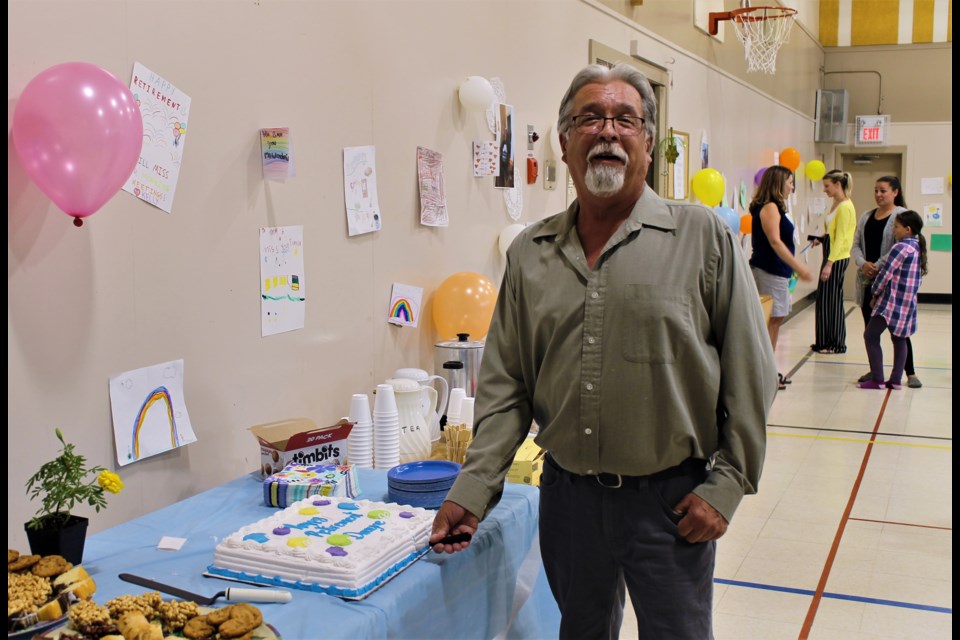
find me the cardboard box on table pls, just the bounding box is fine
[507,437,545,486]
[759,295,773,326]
[250,417,353,478]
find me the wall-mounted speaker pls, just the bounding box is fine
[815,89,849,143]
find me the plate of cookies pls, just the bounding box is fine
[8,550,96,640]
[35,595,280,640]
[10,549,279,640]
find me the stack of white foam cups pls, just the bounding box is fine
[459,397,475,431]
[348,393,374,469]
[446,388,467,428]
[373,384,401,469]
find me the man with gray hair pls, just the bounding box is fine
[430,63,776,638]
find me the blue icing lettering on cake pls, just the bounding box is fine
[263,462,359,507]
[207,497,434,599]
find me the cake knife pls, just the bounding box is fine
[118,573,292,606]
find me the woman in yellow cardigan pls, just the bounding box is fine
[811,170,857,353]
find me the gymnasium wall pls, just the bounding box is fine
[9,0,937,550]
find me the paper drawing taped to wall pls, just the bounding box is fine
[109,359,197,466]
[260,225,306,336]
[343,145,382,236]
[121,62,191,214]
[387,283,423,328]
[417,146,448,227]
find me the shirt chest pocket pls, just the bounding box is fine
[620,285,693,364]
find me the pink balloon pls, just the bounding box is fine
[12,62,143,225]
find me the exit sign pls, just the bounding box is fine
[855,115,889,146]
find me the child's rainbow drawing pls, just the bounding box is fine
[109,359,197,466]
[130,386,180,460]
[390,298,414,323]
[387,283,422,328]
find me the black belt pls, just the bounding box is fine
[545,453,706,489]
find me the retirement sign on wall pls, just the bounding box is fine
[121,62,192,214]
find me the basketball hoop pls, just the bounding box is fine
[708,5,797,74]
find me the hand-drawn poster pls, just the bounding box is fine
[700,131,709,170]
[260,128,296,180]
[109,359,197,466]
[473,141,500,177]
[121,62,191,213]
[417,147,448,227]
[387,283,423,328]
[924,203,943,227]
[260,225,306,337]
[343,146,382,236]
[495,104,516,189]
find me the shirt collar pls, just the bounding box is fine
[532,187,677,243]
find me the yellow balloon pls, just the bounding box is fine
[432,272,498,340]
[804,160,826,181]
[691,168,724,207]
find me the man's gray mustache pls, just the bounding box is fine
[587,144,628,162]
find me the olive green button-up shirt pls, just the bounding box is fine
[445,188,776,523]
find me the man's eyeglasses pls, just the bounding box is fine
[570,114,645,136]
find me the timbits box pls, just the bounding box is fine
[249,417,353,478]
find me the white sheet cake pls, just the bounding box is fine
[207,496,434,599]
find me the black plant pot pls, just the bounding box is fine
[25,514,89,564]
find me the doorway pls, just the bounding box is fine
[588,40,670,196]
[836,149,905,301]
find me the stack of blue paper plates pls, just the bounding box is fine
[387,460,461,509]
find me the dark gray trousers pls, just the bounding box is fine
[539,454,715,639]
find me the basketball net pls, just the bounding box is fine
[732,7,796,74]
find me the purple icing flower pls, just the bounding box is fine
[273,527,291,535]
[313,499,331,506]
[326,546,349,557]
[399,512,415,519]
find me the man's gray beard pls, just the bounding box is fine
[585,163,625,196]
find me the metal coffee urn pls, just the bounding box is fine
[435,333,485,400]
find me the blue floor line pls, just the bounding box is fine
[714,578,952,615]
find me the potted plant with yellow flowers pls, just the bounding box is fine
[25,428,124,564]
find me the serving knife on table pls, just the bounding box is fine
[119,573,292,606]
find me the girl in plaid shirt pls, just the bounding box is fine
[859,210,928,390]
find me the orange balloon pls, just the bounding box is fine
[432,272,498,340]
[740,214,752,235]
[780,147,801,172]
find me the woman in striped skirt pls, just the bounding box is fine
[811,170,857,353]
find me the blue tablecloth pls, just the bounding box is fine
[82,469,560,640]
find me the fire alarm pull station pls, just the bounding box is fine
[526,125,539,185]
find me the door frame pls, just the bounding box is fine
[834,146,906,301]
[834,145,907,186]
[588,40,670,197]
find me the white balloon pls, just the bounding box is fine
[458,76,495,111]
[498,223,527,258]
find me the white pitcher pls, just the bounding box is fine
[392,367,449,442]
[385,377,437,463]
